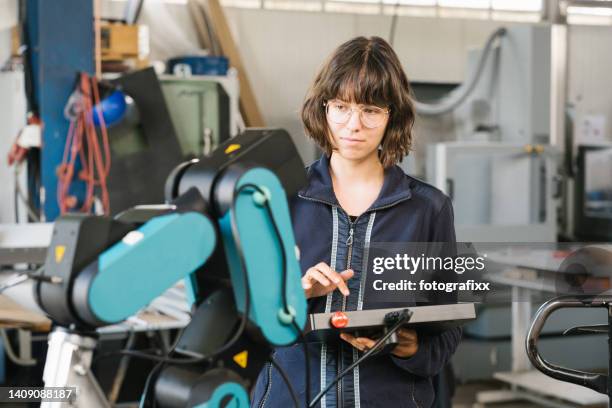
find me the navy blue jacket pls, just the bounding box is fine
[251,155,462,408]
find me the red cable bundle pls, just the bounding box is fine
[57,72,112,215]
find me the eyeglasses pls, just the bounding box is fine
[324,100,390,129]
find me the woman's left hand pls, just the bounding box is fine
[340,328,418,358]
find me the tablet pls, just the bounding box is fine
[305,303,476,341]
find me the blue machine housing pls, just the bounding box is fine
[219,168,307,346]
[193,382,249,408]
[73,212,216,325]
[167,56,229,76]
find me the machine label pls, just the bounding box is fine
[233,350,248,368]
[54,245,66,263]
[225,144,241,154]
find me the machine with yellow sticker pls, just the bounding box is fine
[233,350,248,369]
[34,129,308,408]
[225,143,241,154]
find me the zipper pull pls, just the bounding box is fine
[346,228,354,246]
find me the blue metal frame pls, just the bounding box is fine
[27,0,93,220]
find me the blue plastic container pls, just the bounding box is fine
[167,56,229,76]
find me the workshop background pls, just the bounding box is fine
[0,0,611,407]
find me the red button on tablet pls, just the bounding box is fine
[330,312,349,328]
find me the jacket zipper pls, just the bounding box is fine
[298,194,412,408]
[258,362,273,408]
[355,197,411,312]
[338,215,356,408]
[342,223,354,311]
[411,380,422,408]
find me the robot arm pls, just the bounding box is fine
[37,209,217,328]
[151,129,309,407]
[35,128,308,407]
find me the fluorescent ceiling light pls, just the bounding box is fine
[382,0,437,5]
[492,0,541,11]
[567,5,612,15]
[223,0,262,7]
[264,0,322,10]
[438,0,490,9]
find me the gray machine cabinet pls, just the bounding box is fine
[160,78,231,157]
[427,142,559,242]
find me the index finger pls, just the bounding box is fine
[316,263,350,296]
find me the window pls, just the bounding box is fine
[566,0,612,25]
[221,0,543,22]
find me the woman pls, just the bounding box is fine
[251,36,460,408]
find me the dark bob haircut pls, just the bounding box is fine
[301,36,416,168]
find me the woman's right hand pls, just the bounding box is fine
[301,262,354,299]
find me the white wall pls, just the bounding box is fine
[224,10,474,161]
[0,0,17,65]
[207,7,506,162]
[0,1,21,223]
[0,71,27,224]
[101,2,612,163]
[0,0,17,32]
[0,27,10,65]
[100,2,505,161]
[221,9,612,162]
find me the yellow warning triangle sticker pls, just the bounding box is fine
[224,144,241,154]
[233,350,248,369]
[55,245,66,263]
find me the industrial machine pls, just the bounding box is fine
[574,145,612,241]
[421,25,561,243]
[426,142,558,242]
[415,27,610,405]
[34,128,309,407]
[96,69,239,216]
[160,73,240,157]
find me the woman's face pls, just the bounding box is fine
[326,99,390,163]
